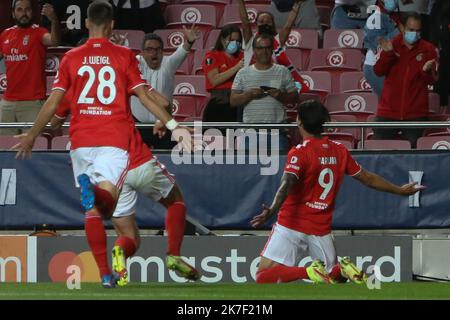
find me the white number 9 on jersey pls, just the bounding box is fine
[77,65,116,105]
[318,168,334,200]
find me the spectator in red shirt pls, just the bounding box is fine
[373,12,438,148]
[202,24,244,123]
[0,0,60,135]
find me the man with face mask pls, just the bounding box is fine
[373,12,438,148]
[0,0,60,135]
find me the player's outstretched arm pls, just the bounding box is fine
[251,172,298,228]
[353,168,423,196]
[11,90,65,159]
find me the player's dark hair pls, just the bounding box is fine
[252,33,274,49]
[214,24,242,51]
[142,33,163,50]
[297,100,330,135]
[87,0,113,26]
[12,0,32,10]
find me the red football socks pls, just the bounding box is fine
[94,185,116,218]
[256,265,309,283]
[84,213,111,277]
[115,236,137,258]
[330,264,347,283]
[165,202,186,256]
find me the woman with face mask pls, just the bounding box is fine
[363,0,402,97]
[201,24,244,123]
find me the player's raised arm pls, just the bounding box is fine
[352,168,423,196]
[251,172,298,228]
[11,89,65,159]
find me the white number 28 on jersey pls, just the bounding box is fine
[318,168,334,200]
[77,66,116,105]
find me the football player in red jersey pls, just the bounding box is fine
[13,1,190,288]
[251,100,422,284]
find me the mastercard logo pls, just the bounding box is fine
[48,251,100,282]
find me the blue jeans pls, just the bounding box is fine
[331,5,367,29]
[363,64,384,98]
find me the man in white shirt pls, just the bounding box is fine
[131,25,200,148]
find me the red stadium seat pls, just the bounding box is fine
[154,29,204,52]
[428,92,441,114]
[325,93,378,120]
[0,136,49,150]
[173,75,209,112]
[285,48,303,71]
[51,135,71,150]
[300,71,332,101]
[329,139,354,150]
[180,0,229,23]
[417,136,450,150]
[307,49,363,93]
[172,96,200,117]
[323,114,359,147]
[339,71,373,93]
[323,29,365,49]
[284,29,319,70]
[317,5,332,29]
[360,139,412,150]
[192,49,208,75]
[204,29,221,50]
[45,47,72,75]
[113,29,145,50]
[220,4,270,27]
[165,5,218,38]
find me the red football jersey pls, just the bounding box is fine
[55,89,153,170]
[52,38,147,150]
[278,137,361,236]
[0,25,48,101]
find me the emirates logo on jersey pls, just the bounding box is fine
[23,35,29,46]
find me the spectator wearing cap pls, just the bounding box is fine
[0,0,60,135]
[373,12,438,148]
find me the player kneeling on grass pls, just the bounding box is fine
[251,100,423,284]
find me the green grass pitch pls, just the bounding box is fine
[0,282,449,300]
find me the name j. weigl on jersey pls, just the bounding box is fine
[82,56,111,65]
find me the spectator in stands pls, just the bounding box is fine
[237,0,309,93]
[269,0,321,34]
[0,0,60,135]
[363,0,402,97]
[110,0,165,33]
[43,0,91,47]
[130,25,201,149]
[373,12,438,148]
[331,0,375,29]
[429,0,450,107]
[230,34,299,151]
[398,0,431,40]
[202,24,244,124]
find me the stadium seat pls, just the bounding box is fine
[360,139,412,150]
[300,71,332,101]
[329,139,354,150]
[284,29,319,69]
[192,49,208,75]
[154,29,204,52]
[416,136,450,150]
[172,96,201,118]
[317,5,332,29]
[166,51,193,75]
[204,29,221,50]
[339,71,373,94]
[323,29,365,49]
[220,4,270,27]
[428,92,441,114]
[173,75,209,113]
[326,114,360,140]
[180,0,229,23]
[285,48,303,71]
[45,47,72,75]
[165,5,218,39]
[0,72,6,94]
[51,135,71,150]
[114,29,145,50]
[307,49,364,93]
[324,93,378,120]
[0,136,49,150]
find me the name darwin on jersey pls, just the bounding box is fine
[82,56,110,65]
[319,157,337,165]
